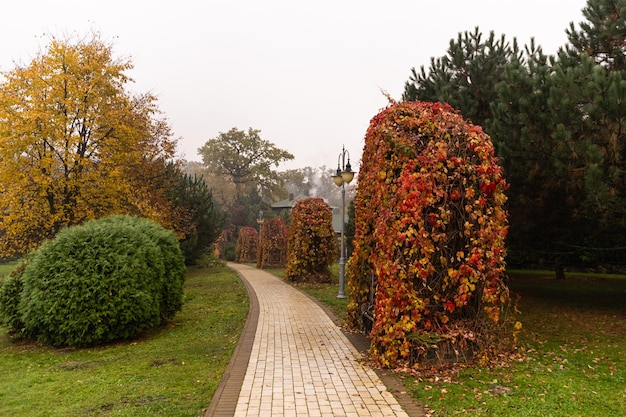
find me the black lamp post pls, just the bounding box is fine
[332,146,355,299]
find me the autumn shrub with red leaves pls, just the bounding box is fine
[213,227,234,259]
[257,218,288,268]
[286,198,337,283]
[235,226,258,263]
[347,101,517,368]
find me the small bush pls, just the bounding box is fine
[224,242,236,262]
[286,198,337,283]
[195,250,224,268]
[235,226,258,263]
[14,215,185,347]
[212,227,235,260]
[257,218,288,268]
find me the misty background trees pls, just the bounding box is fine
[184,0,625,273]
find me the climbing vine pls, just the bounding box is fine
[235,226,258,263]
[286,198,337,283]
[257,218,288,268]
[347,101,517,368]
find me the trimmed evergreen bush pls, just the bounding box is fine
[14,215,185,347]
[97,215,186,320]
[0,256,30,335]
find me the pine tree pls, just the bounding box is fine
[403,27,521,127]
[490,0,626,268]
[561,0,626,70]
[172,172,225,265]
[488,42,569,266]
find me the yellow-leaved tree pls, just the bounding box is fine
[0,34,183,257]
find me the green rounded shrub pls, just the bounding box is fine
[97,215,186,320]
[0,256,31,335]
[17,215,185,347]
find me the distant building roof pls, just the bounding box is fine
[271,194,308,210]
[271,194,344,233]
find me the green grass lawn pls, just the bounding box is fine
[407,271,626,417]
[0,265,248,417]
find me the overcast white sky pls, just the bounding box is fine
[0,0,588,171]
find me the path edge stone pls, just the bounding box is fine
[204,265,260,417]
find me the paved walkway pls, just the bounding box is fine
[206,263,420,417]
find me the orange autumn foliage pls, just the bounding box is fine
[286,198,337,283]
[257,218,288,269]
[236,226,258,263]
[0,35,183,257]
[347,101,516,368]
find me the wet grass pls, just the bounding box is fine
[0,266,248,416]
[407,271,626,416]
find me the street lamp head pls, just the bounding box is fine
[332,146,356,187]
[341,159,354,184]
[333,167,344,187]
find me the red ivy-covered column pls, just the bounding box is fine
[347,101,517,368]
[257,218,288,269]
[235,226,258,263]
[286,198,337,283]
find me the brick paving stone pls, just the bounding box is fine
[227,263,410,417]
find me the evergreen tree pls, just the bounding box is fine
[403,27,521,127]
[488,42,569,267]
[172,172,225,265]
[549,0,626,265]
[228,188,267,229]
[490,0,626,268]
[561,0,626,70]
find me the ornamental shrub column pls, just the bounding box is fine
[347,101,516,368]
[235,226,258,263]
[257,218,288,268]
[286,198,337,283]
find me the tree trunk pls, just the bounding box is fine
[555,258,565,280]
